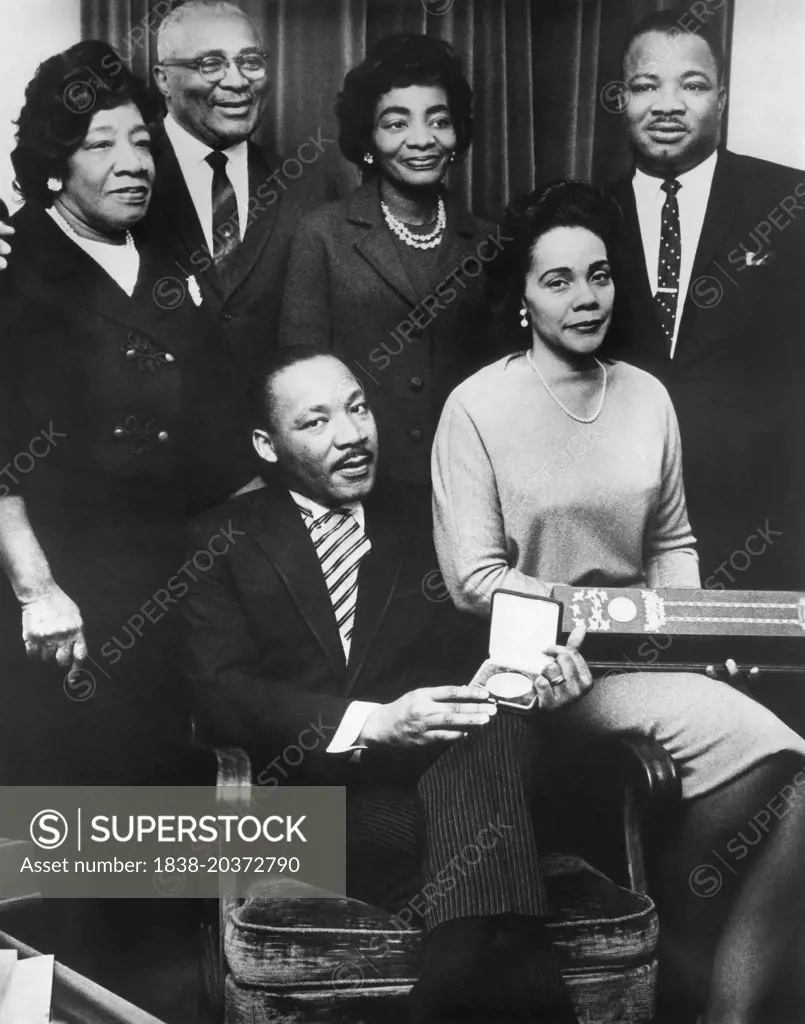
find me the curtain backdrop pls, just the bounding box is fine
[82,0,734,219]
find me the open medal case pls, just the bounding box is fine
[470,590,563,712]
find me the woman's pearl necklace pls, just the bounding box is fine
[381,196,447,250]
[526,350,608,424]
[51,204,135,250]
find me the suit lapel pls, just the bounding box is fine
[346,493,404,692]
[217,141,281,300]
[685,151,740,297]
[668,151,737,359]
[612,176,655,310]
[608,175,671,368]
[433,201,481,290]
[350,183,418,307]
[151,128,222,297]
[253,486,346,678]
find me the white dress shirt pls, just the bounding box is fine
[47,206,140,296]
[288,490,378,755]
[632,149,718,355]
[163,113,250,254]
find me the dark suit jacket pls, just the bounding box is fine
[0,201,251,784]
[145,122,329,375]
[0,201,250,551]
[606,149,805,588]
[182,479,484,780]
[278,182,496,486]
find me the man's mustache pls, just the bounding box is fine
[332,446,375,472]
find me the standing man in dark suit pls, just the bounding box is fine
[149,0,327,372]
[182,346,592,1024]
[607,10,805,590]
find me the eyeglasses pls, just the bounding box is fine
[160,52,268,83]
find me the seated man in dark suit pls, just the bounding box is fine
[182,347,592,1024]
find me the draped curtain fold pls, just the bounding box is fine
[81,0,733,219]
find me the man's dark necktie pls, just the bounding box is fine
[206,150,240,269]
[654,178,682,349]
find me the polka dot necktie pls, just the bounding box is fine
[206,150,241,268]
[655,178,682,349]
[296,503,372,660]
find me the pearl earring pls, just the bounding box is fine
[363,153,374,165]
[47,177,63,193]
[519,306,529,329]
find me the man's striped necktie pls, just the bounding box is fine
[297,504,372,658]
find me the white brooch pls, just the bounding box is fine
[187,275,203,307]
[744,251,771,268]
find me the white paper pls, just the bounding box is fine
[0,952,17,1007]
[0,954,53,1024]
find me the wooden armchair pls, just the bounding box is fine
[198,730,681,1024]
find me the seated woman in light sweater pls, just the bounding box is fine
[433,181,805,1024]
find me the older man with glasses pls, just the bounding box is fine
[147,0,328,375]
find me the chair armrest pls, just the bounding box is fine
[612,734,681,895]
[613,733,682,810]
[189,718,252,807]
[213,746,252,802]
[188,725,253,1012]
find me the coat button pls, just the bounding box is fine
[164,353,175,363]
[220,311,233,322]
[157,431,169,443]
[408,376,424,392]
[113,427,124,437]
[409,427,424,445]
[125,349,136,359]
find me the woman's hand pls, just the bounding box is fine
[535,625,594,711]
[360,683,496,748]
[20,584,87,668]
[705,658,759,681]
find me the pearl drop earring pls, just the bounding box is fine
[363,153,374,165]
[519,306,529,329]
[47,177,63,193]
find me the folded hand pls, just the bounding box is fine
[20,583,87,668]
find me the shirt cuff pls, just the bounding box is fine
[326,701,380,755]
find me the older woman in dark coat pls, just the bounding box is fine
[279,34,495,488]
[0,41,250,786]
